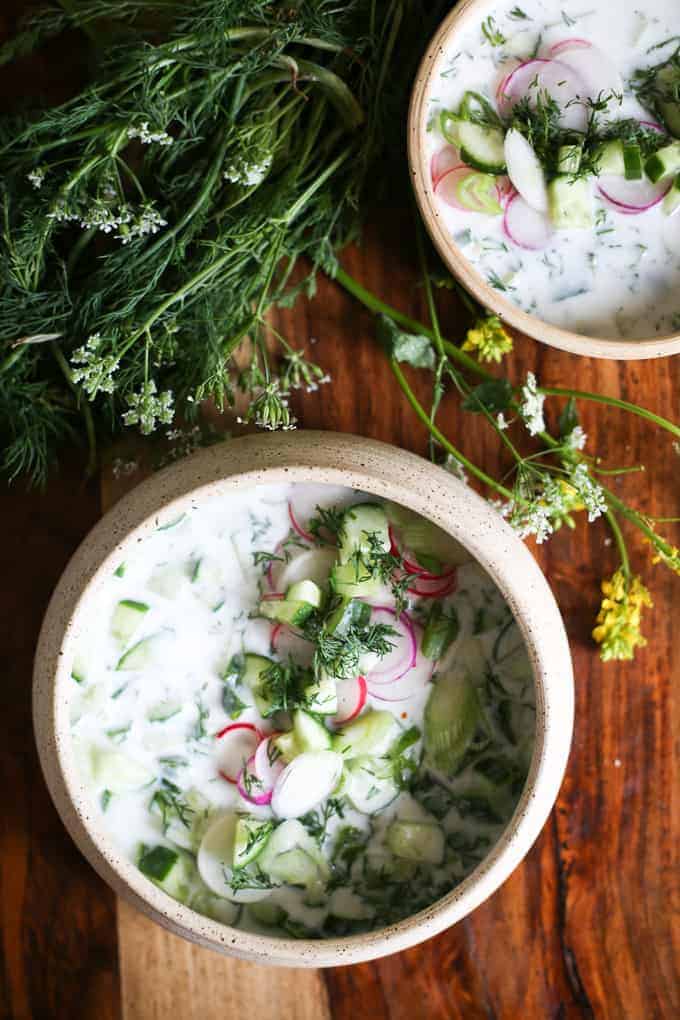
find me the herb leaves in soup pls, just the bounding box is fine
[426,0,680,339]
[70,485,535,938]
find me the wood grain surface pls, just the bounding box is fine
[2,4,680,1018]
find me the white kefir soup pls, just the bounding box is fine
[425,0,680,339]
[70,484,535,938]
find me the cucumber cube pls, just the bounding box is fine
[623,142,643,181]
[286,579,322,608]
[338,503,390,564]
[596,140,625,176]
[645,141,680,183]
[330,561,382,600]
[331,709,400,759]
[302,672,338,716]
[548,175,593,229]
[293,709,332,751]
[111,599,149,644]
[232,817,273,868]
[557,143,582,174]
[138,844,192,901]
[386,820,445,865]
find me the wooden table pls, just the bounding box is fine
[2,6,679,1019]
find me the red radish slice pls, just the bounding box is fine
[288,501,314,543]
[388,525,457,582]
[495,176,515,207]
[598,175,671,213]
[253,735,286,789]
[549,38,592,56]
[497,58,588,131]
[268,545,337,592]
[368,643,433,702]
[431,146,463,188]
[407,572,457,598]
[363,606,417,684]
[503,193,552,250]
[639,120,665,133]
[237,756,272,805]
[554,44,623,104]
[270,622,314,666]
[215,722,262,784]
[436,167,486,212]
[332,675,367,725]
[286,485,351,542]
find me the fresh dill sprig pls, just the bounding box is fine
[150,778,194,834]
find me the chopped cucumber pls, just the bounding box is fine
[239,653,277,717]
[116,633,162,671]
[548,176,593,230]
[286,579,323,608]
[456,122,506,174]
[458,172,503,215]
[424,663,481,774]
[338,503,390,564]
[232,816,274,868]
[293,709,332,751]
[91,747,154,792]
[645,141,680,183]
[138,844,192,901]
[623,142,643,181]
[326,597,371,635]
[330,560,382,600]
[557,143,582,174]
[663,173,680,216]
[344,756,399,814]
[421,603,459,661]
[258,819,329,897]
[384,502,470,567]
[248,900,285,926]
[111,599,149,644]
[331,709,400,759]
[302,671,338,716]
[147,700,182,723]
[328,887,375,921]
[386,820,445,865]
[259,581,321,626]
[197,814,272,903]
[596,140,625,176]
[659,99,680,140]
[190,890,241,926]
[273,730,300,762]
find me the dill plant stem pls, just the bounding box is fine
[605,509,630,578]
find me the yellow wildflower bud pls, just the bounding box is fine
[462,315,513,364]
[592,569,652,662]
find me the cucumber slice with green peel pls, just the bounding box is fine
[198,814,272,903]
[91,747,154,792]
[328,887,375,921]
[386,820,445,865]
[457,122,506,174]
[424,668,481,774]
[384,502,471,567]
[330,561,382,600]
[623,142,643,181]
[138,844,193,901]
[596,140,625,176]
[286,579,323,608]
[344,756,399,814]
[248,900,285,926]
[259,596,318,627]
[548,175,593,229]
[421,603,459,661]
[293,709,332,751]
[116,633,163,671]
[302,671,338,716]
[239,653,278,716]
[258,819,330,895]
[558,143,583,174]
[111,599,149,644]
[326,597,371,636]
[232,816,274,868]
[273,730,300,762]
[338,503,390,564]
[663,173,680,216]
[645,142,680,183]
[190,890,241,926]
[331,709,400,759]
[458,172,503,214]
[271,750,343,819]
[659,99,680,139]
[147,700,182,723]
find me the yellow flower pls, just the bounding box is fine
[462,315,513,363]
[592,569,653,662]
[650,542,680,575]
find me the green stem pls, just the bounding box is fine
[605,510,630,578]
[540,386,680,441]
[51,345,97,476]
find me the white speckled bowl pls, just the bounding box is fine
[408,0,680,361]
[34,431,573,967]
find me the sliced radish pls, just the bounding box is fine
[215,723,262,784]
[197,814,270,902]
[268,545,337,592]
[237,756,272,806]
[497,58,588,131]
[254,734,286,789]
[332,675,367,725]
[287,485,351,542]
[549,38,592,56]
[270,622,314,666]
[598,175,671,214]
[362,606,416,685]
[504,128,548,214]
[388,525,458,583]
[431,146,463,188]
[435,167,486,212]
[367,644,433,702]
[407,572,458,598]
[554,45,623,104]
[288,501,314,543]
[639,120,665,134]
[271,750,343,819]
[503,192,552,250]
[495,176,515,207]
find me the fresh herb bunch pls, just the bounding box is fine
[0,0,444,482]
[334,237,680,664]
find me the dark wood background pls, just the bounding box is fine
[1,3,678,1018]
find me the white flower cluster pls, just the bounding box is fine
[566,425,587,451]
[519,371,546,436]
[71,333,119,398]
[123,381,175,434]
[27,167,46,189]
[117,203,167,245]
[569,462,607,522]
[223,154,272,188]
[48,198,167,244]
[127,122,173,146]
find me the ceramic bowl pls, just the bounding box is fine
[34,431,573,967]
[408,0,680,361]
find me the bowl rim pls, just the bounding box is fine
[33,430,574,967]
[408,0,680,362]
